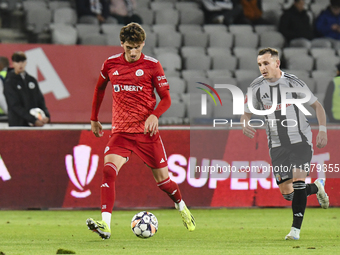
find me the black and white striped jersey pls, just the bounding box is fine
[244,72,317,148]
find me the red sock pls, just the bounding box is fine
[101,162,117,213]
[157,177,182,203]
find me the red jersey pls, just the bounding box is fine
[92,53,169,133]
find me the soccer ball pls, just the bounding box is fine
[29,108,46,120]
[131,211,158,238]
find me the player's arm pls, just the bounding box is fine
[310,100,327,148]
[241,112,256,138]
[144,62,171,136]
[91,67,109,137]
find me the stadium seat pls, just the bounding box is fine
[211,55,237,71]
[152,24,176,33]
[161,101,186,118]
[207,70,233,79]
[150,2,174,10]
[23,1,47,10]
[183,32,209,47]
[238,55,260,71]
[254,25,277,34]
[168,77,187,93]
[289,38,311,48]
[310,3,328,17]
[155,9,179,25]
[207,47,232,57]
[179,9,205,25]
[312,75,333,94]
[138,8,154,25]
[145,32,157,48]
[76,24,101,43]
[51,24,77,45]
[229,24,253,34]
[78,15,100,25]
[286,55,314,71]
[53,7,77,25]
[178,24,203,34]
[25,7,52,34]
[138,0,151,8]
[259,31,285,49]
[156,52,182,71]
[203,24,228,34]
[142,47,155,57]
[283,48,309,61]
[310,38,333,48]
[153,47,179,55]
[185,55,211,70]
[182,70,207,81]
[315,55,339,71]
[157,31,182,48]
[81,34,107,45]
[208,32,234,48]
[175,2,200,10]
[234,33,259,48]
[164,70,181,78]
[303,77,317,93]
[310,48,336,58]
[181,46,206,58]
[211,77,238,90]
[235,70,260,83]
[49,1,71,11]
[101,24,122,34]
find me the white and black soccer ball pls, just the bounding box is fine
[131,211,158,238]
[29,108,46,120]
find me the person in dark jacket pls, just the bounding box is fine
[315,0,340,40]
[324,63,340,123]
[279,0,314,42]
[4,51,50,127]
[75,0,110,24]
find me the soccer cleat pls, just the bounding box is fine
[86,218,111,240]
[285,227,300,240]
[175,204,196,231]
[314,178,329,209]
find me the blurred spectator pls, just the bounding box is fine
[0,56,9,116]
[0,56,10,80]
[4,52,50,127]
[202,0,244,25]
[109,0,142,25]
[315,0,340,40]
[279,0,314,42]
[239,0,268,25]
[324,63,340,123]
[75,0,110,24]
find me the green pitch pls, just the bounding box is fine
[0,208,339,255]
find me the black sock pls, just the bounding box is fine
[292,181,307,229]
[306,183,318,196]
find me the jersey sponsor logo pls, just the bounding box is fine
[112,70,119,75]
[157,75,166,81]
[135,69,144,76]
[28,82,35,89]
[113,84,143,92]
[158,82,168,87]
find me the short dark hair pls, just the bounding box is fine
[120,23,146,44]
[331,0,340,7]
[11,51,27,62]
[258,47,280,58]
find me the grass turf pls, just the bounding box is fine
[0,208,339,255]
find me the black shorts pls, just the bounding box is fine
[270,142,313,185]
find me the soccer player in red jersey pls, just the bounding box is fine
[86,23,195,239]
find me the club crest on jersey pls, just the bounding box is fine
[28,82,35,89]
[135,69,144,76]
[114,84,120,92]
